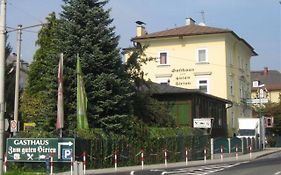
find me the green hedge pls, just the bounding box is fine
[73,127,209,169]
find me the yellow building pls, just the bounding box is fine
[251,67,281,104]
[129,18,257,136]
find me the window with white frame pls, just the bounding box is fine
[228,49,233,65]
[231,112,235,129]
[159,52,168,65]
[238,56,243,69]
[239,80,245,99]
[197,48,208,63]
[197,79,209,93]
[157,77,170,85]
[229,77,234,96]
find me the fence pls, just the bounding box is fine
[73,136,264,171]
[212,136,261,157]
[75,134,210,169]
[275,136,281,147]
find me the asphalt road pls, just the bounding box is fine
[93,152,281,175]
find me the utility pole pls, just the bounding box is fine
[0,0,7,174]
[7,23,45,136]
[13,25,22,136]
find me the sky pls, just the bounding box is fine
[7,0,281,72]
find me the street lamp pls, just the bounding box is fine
[253,80,267,149]
[253,81,266,150]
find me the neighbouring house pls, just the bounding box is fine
[251,67,281,104]
[151,83,231,137]
[126,17,257,136]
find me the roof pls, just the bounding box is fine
[151,83,231,104]
[132,24,257,56]
[251,69,281,91]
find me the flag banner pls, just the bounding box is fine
[56,53,64,129]
[77,55,89,130]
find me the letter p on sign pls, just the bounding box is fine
[62,149,72,160]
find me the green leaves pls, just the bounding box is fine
[20,13,59,133]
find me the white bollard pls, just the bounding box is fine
[204,147,207,163]
[241,139,244,154]
[249,145,252,159]
[3,153,7,173]
[83,152,86,175]
[235,144,238,160]
[185,147,188,166]
[70,156,73,175]
[220,145,224,162]
[164,149,167,168]
[141,149,144,170]
[228,138,231,155]
[114,151,118,171]
[210,138,214,160]
[50,154,54,175]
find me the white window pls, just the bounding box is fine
[229,77,234,96]
[159,52,168,65]
[157,77,170,85]
[238,56,243,69]
[239,80,245,99]
[197,48,208,63]
[218,118,222,126]
[228,49,233,65]
[197,78,209,93]
[231,112,235,129]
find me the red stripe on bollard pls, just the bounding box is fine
[114,150,118,171]
[141,148,144,170]
[83,152,86,174]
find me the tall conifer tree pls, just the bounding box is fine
[21,13,60,133]
[57,0,134,133]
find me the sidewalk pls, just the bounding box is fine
[56,147,281,175]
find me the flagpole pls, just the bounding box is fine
[60,52,62,138]
[57,53,64,137]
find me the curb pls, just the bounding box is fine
[56,148,281,175]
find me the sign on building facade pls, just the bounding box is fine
[6,138,75,162]
[193,118,213,128]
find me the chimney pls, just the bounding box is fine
[263,67,269,76]
[136,25,146,37]
[185,17,195,25]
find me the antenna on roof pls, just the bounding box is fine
[200,10,206,24]
[135,21,146,25]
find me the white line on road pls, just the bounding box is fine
[274,171,281,175]
[130,171,135,175]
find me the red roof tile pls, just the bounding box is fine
[133,24,257,56]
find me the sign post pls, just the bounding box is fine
[6,138,75,162]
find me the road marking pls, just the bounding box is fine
[157,163,242,175]
[130,171,135,175]
[151,169,164,172]
[274,171,281,175]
